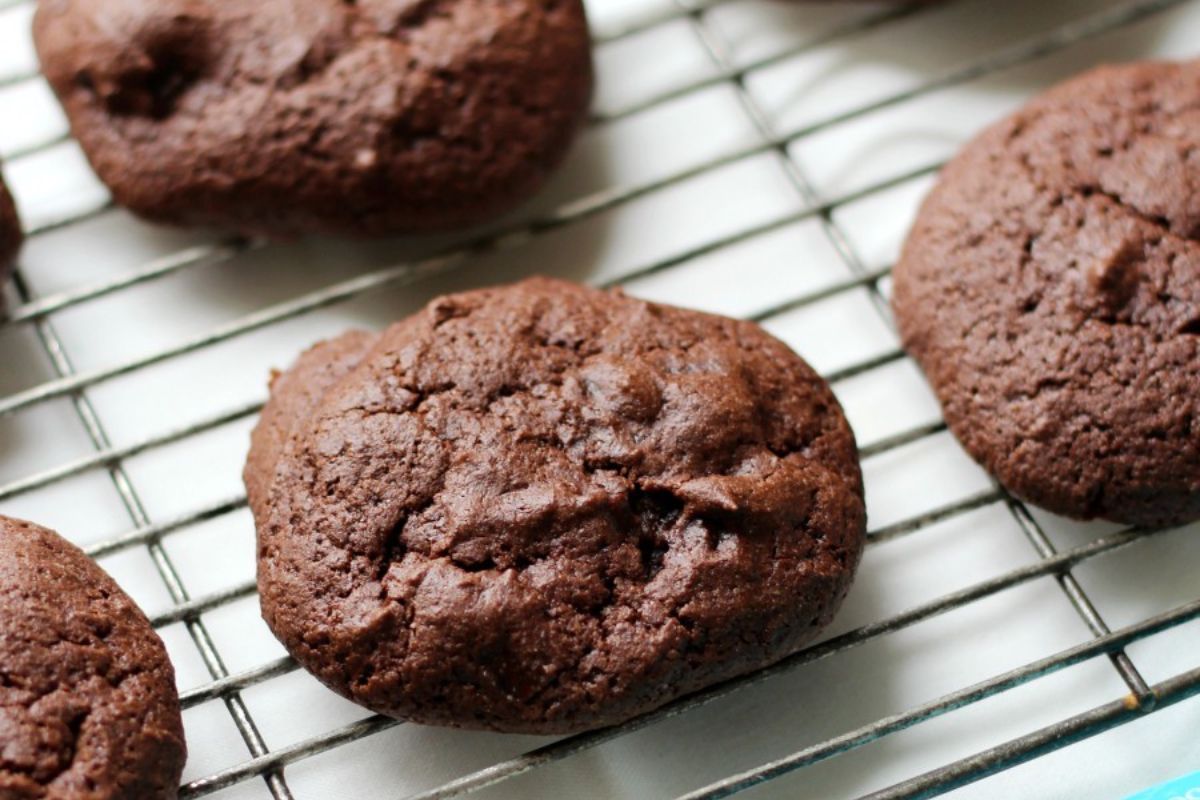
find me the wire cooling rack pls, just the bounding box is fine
[1,0,1199,797]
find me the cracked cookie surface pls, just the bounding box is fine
[893,60,1200,526]
[32,0,593,237]
[246,277,866,733]
[0,516,186,799]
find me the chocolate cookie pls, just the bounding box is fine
[0,516,186,799]
[32,0,593,238]
[0,171,20,290]
[247,277,866,734]
[893,60,1200,527]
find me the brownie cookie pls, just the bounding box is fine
[32,0,593,238]
[247,277,866,734]
[0,516,186,799]
[0,171,20,291]
[893,60,1200,527]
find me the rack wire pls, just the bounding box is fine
[1,0,1198,797]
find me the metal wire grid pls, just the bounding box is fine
[0,0,1198,797]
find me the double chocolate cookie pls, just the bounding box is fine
[893,60,1200,527]
[33,0,593,237]
[0,171,20,291]
[247,277,866,734]
[0,516,186,799]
